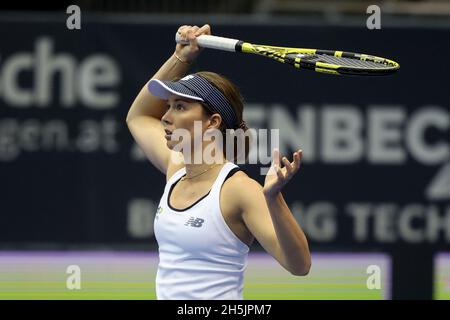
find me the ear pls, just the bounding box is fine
[207,113,223,130]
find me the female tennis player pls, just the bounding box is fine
[126,24,311,300]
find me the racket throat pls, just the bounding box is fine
[235,40,245,53]
[285,54,317,70]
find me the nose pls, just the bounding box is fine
[161,108,173,127]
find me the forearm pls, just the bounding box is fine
[126,52,191,122]
[265,192,311,275]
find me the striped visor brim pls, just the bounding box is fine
[147,79,205,102]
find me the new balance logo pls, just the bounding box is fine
[184,217,205,228]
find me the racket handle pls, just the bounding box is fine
[175,33,240,52]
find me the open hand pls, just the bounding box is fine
[263,148,303,198]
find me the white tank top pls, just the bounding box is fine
[154,162,250,300]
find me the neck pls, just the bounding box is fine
[183,151,227,180]
[184,161,227,179]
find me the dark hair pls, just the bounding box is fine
[195,71,251,163]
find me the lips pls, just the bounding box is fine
[164,129,173,140]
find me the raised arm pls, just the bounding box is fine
[126,24,211,176]
[235,148,311,276]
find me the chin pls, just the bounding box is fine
[166,141,175,149]
[166,140,186,151]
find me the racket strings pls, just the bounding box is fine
[250,44,399,74]
[261,49,391,69]
[308,55,391,69]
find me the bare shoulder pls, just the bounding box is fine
[222,170,264,210]
[223,170,262,189]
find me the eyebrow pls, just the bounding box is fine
[169,98,195,104]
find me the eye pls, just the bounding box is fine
[175,103,185,111]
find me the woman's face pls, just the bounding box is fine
[161,94,217,153]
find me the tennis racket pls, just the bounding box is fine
[175,33,400,76]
